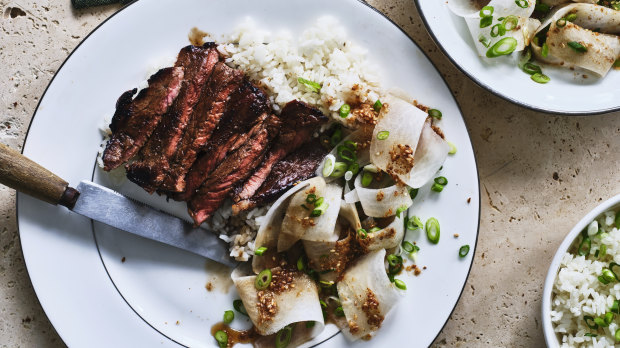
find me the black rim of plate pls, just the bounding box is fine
[413,0,620,116]
[16,0,482,346]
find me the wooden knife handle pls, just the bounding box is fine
[0,143,79,208]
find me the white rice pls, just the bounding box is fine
[217,16,383,118]
[551,209,620,347]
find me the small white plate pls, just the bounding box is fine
[18,0,480,347]
[542,194,620,347]
[415,0,620,115]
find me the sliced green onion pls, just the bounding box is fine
[387,254,401,267]
[566,13,577,22]
[394,279,407,290]
[426,217,440,244]
[396,205,408,218]
[320,300,327,309]
[541,43,549,58]
[407,216,423,230]
[306,321,316,328]
[609,262,620,280]
[568,41,587,53]
[478,34,491,48]
[434,176,448,186]
[402,241,415,253]
[594,317,607,327]
[431,183,445,192]
[556,18,567,28]
[486,37,518,58]
[214,330,228,348]
[605,311,614,325]
[339,103,351,118]
[490,24,504,38]
[522,62,542,75]
[515,0,529,8]
[297,77,321,93]
[535,2,550,12]
[600,268,616,284]
[347,162,360,176]
[330,162,348,178]
[319,280,335,288]
[584,315,598,329]
[616,328,620,341]
[297,256,306,271]
[322,155,336,177]
[502,16,519,31]
[600,244,607,258]
[614,60,620,68]
[223,310,234,324]
[578,236,591,256]
[361,171,374,187]
[497,16,505,21]
[531,73,550,84]
[344,140,358,150]
[585,333,597,337]
[311,201,329,217]
[334,306,345,317]
[409,188,419,200]
[448,141,457,154]
[599,275,612,285]
[363,164,379,173]
[369,226,381,233]
[233,299,248,316]
[373,99,383,112]
[357,228,368,239]
[337,145,357,163]
[479,16,493,28]
[306,193,317,204]
[255,269,272,290]
[480,5,494,17]
[255,246,268,256]
[330,127,342,146]
[459,245,470,258]
[612,300,619,314]
[377,130,390,140]
[429,108,442,119]
[275,325,292,348]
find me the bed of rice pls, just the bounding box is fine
[97,17,383,262]
[551,209,620,347]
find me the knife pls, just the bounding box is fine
[0,143,237,268]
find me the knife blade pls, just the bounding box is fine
[0,143,236,268]
[74,181,237,267]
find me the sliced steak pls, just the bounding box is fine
[102,67,184,171]
[173,79,271,201]
[161,63,244,192]
[231,100,328,214]
[126,44,219,192]
[188,114,281,226]
[232,138,327,213]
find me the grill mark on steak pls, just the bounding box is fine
[102,67,184,171]
[232,138,328,213]
[161,62,244,192]
[231,100,328,214]
[126,44,218,192]
[188,114,281,226]
[173,79,271,202]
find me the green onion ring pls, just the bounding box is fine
[223,310,234,324]
[502,16,519,31]
[515,0,529,8]
[486,37,518,58]
[431,183,445,192]
[478,34,491,48]
[357,228,368,239]
[330,162,348,178]
[376,130,390,140]
[541,43,549,58]
[428,108,442,119]
[322,155,335,177]
[344,140,358,150]
[612,300,619,314]
[214,330,228,348]
[339,103,351,118]
[459,245,470,258]
[434,176,448,186]
[373,99,383,112]
[584,315,598,329]
[347,162,360,176]
[334,306,345,317]
[337,145,357,163]
[254,246,268,256]
[522,62,542,75]
[556,18,567,28]
[479,16,493,28]
[402,241,415,253]
[297,77,321,93]
[330,128,342,146]
[609,262,620,280]
[407,216,423,230]
[306,193,317,204]
[394,279,407,290]
[479,5,494,17]
[409,188,419,199]
[594,317,607,327]
[396,205,408,218]
[426,217,440,244]
[361,171,374,187]
[605,312,614,325]
[369,226,381,233]
[255,269,272,290]
[275,325,293,348]
[233,299,248,316]
[567,41,587,53]
[566,13,577,22]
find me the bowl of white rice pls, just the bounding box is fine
[543,194,620,347]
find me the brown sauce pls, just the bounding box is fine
[211,322,258,347]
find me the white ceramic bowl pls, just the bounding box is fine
[542,194,620,347]
[415,0,620,115]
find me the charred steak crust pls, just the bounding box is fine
[188,114,281,226]
[126,44,219,192]
[162,62,244,192]
[232,138,328,213]
[172,79,272,202]
[231,100,328,214]
[102,66,184,171]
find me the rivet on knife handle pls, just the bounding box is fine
[0,143,79,208]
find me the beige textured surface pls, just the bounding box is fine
[0,0,618,347]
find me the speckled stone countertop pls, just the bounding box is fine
[1,0,619,347]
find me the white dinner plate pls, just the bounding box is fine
[17,0,480,347]
[415,0,620,115]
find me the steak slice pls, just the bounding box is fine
[173,79,271,201]
[231,100,328,214]
[188,114,281,226]
[126,44,219,192]
[161,63,244,192]
[232,138,327,213]
[102,67,184,171]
